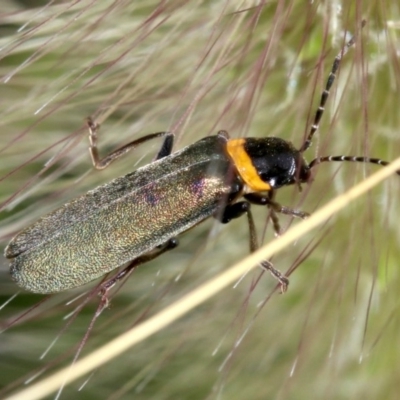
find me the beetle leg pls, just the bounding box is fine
[220,201,289,293]
[217,130,230,139]
[244,192,310,236]
[244,204,289,293]
[268,200,310,220]
[86,117,174,170]
[220,201,250,223]
[269,210,281,237]
[244,192,281,235]
[100,238,179,295]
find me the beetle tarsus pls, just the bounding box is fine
[260,260,289,293]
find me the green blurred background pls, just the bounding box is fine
[1,1,400,399]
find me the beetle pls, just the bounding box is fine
[5,24,399,294]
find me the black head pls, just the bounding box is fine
[243,137,311,189]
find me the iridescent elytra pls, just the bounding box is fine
[5,22,399,294]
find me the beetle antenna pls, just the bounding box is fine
[309,155,400,175]
[299,20,366,153]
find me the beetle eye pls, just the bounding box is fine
[259,154,296,188]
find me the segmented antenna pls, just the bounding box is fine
[304,20,400,176]
[309,156,400,176]
[299,20,366,153]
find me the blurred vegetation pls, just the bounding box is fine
[0,1,400,399]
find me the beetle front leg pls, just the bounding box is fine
[245,192,309,236]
